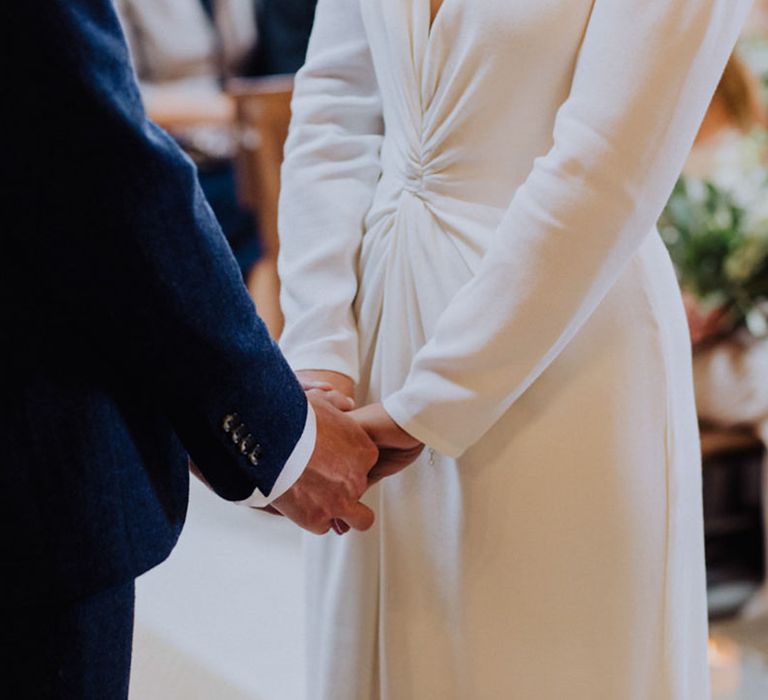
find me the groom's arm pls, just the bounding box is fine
[6,0,311,501]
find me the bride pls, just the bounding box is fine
[277,1,751,697]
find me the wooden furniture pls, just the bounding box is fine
[702,426,764,460]
[701,425,765,613]
[228,75,295,338]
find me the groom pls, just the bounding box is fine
[2,1,380,697]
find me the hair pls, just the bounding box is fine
[714,53,766,132]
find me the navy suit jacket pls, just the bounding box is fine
[1,0,308,608]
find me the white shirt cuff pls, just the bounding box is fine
[238,403,317,508]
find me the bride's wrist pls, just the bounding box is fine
[352,402,421,450]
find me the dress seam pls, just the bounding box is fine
[632,236,676,692]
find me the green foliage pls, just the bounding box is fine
[659,177,768,337]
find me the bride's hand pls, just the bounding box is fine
[297,370,356,412]
[352,403,424,486]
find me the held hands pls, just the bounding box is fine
[296,370,424,487]
[270,370,423,537]
[191,371,421,536]
[272,390,379,534]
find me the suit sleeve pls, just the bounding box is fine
[8,0,308,500]
[277,0,384,384]
[382,0,753,457]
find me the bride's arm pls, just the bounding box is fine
[382,0,752,458]
[278,0,384,386]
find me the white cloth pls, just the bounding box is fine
[278,1,751,698]
[694,333,768,433]
[116,0,257,87]
[240,404,317,508]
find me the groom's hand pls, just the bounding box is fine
[272,392,379,535]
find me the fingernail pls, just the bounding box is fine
[347,397,356,408]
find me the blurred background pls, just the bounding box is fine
[122,1,768,698]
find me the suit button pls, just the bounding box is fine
[222,413,239,433]
[231,424,246,445]
[248,445,263,466]
[239,435,254,455]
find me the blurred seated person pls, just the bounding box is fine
[117,0,318,337]
[684,52,768,617]
[686,54,767,180]
[116,0,264,315]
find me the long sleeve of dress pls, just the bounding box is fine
[277,0,384,383]
[383,0,753,457]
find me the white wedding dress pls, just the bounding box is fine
[277,1,751,697]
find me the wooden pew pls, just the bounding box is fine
[228,75,295,338]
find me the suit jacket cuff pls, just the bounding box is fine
[239,403,317,507]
